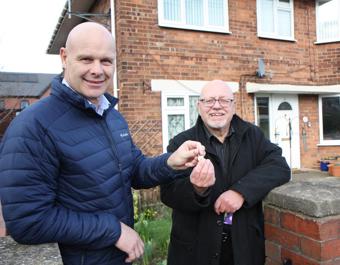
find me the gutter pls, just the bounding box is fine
[110,0,119,108]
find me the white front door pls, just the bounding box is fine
[270,94,300,169]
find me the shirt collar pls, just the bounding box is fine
[62,79,110,116]
[203,124,235,143]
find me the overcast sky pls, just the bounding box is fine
[0,0,66,73]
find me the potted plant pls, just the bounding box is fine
[329,163,340,177]
[320,156,336,172]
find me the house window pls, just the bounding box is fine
[257,0,294,41]
[162,94,199,149]
[319,95,340,145]
[316,0,340,43]
[255,96,270,139]
[152,79,239,151]
[158,0,229,33]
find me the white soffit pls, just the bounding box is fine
[151,80,239,94]
[246,82,340,94]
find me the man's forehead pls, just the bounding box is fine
[201,86,232,98]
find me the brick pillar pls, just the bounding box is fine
[264,177,340,265]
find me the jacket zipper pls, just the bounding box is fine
[80,254,85,265]
[100,119,122,171]
[99,119,129,212]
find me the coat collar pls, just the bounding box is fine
[193,115,251,156]
[50,75,118,115]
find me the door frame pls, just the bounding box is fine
[255,93,300,169]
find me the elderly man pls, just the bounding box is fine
[0,22,209,265]
[161,80,290,265]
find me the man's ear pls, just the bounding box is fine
[60,47,67,69]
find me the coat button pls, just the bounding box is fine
[216,220,223,226]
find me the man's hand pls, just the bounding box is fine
[167,140,205,170]
[214,190,244,215]
[115,222,144,263]
[190,158,215,194]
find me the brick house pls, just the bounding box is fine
[47,0,340,169]
[0,72,56,139]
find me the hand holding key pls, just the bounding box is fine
[190,158,215,194]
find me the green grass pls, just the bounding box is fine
[134,206,171,265]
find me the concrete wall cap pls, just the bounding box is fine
[265,177,340,218]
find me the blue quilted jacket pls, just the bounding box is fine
[0,76,178,265]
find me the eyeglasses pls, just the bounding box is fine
[199,98,234,108]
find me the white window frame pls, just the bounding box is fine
[162,93,199,151]
[254,94,272,139]
[152,79,239,151]
[315,0,340,44]
[256,0,295,41]
[157,0,230,34]
[318,94,340,146]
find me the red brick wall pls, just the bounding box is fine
[0,97,39,139]
[299,94,340,169]
[111,0,340,167]
[264,205,340,265]
[0,89,51,139]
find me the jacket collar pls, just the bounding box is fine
[193,115,251,156]
[50,75,118,115]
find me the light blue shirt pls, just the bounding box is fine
[62,79,110,116]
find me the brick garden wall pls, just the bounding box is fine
[265,205,340,265]
[264,177,340,265]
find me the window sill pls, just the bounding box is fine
[258,35,296,42]
[317,143,340,147]
[159,23,231,34]
[314,39,340,45]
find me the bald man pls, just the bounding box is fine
[161,80,290,265]
[0,22,208,265]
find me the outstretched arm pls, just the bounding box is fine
[167,140,205,170]
[131,140,205,189]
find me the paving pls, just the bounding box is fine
[0,236,62,265]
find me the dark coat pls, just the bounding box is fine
[0,75,179,265]
[161,115,290,265]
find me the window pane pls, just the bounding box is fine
[167,97,184,106]
[185,0,204,26]
[260,0,274,33]
[256,97,270,139]
[189,96,199,127]
[317,0,340,41]
[164,0,181,21]
[278,9,291,36]
[322,96,340,140]
[168,114,185,140]
[159,0,228,32]
[208,0,224,26]
[278,0,290,7]
[278,101,292,110]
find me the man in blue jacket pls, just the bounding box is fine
[0,22,214,265]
